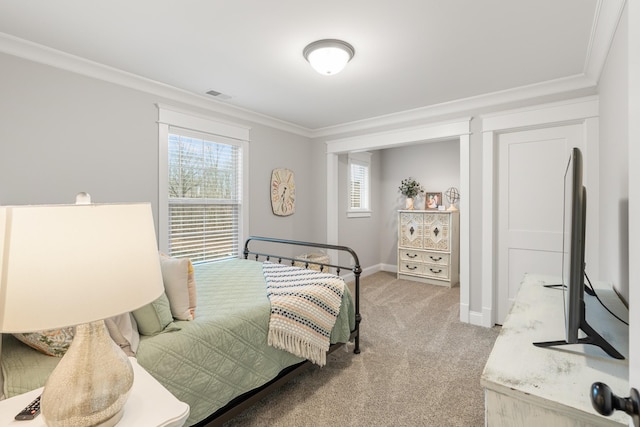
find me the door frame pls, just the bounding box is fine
[480,96,600,326]
[325,118,472,323]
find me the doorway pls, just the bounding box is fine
[326,119,472,322]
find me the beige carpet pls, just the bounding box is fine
[224,271,500,426]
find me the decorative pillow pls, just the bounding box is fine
[159,253,196,320]
[132,292,180,336]
[13,327,74,357]
[106,312,140,354]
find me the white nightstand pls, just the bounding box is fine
[0,358,190,427]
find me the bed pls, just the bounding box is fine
[0,236,362,426]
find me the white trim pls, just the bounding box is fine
[347,151,372,163]
[0,27,592,138]
[459,134,470,324]
[480,96,600,327]
[481,96,599,132]
[481,131,496,327]
[326,119,471,153]
[584,0,627,82]
[0,0,623,139]
[468,311,486,327]
[157,106,250,257]
[158,123,170,253]
[0,32,311,138]
[240,139,250,250]
[380,263,397,273]
[346,211,372,218]
[347,151,372,215]
[326,153,339,245]
[157,103,250,142]
[326,118,474,324]
[315,75,595,138]
[459,303,470,323]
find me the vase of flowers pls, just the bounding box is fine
[398,177,424,209]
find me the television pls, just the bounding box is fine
[534,147,624,359]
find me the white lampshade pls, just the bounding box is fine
[303,39,355,75]
[0,197,164,427]
[0,201,164,332]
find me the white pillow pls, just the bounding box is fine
[105,312,140,356]
[159,255,193,321]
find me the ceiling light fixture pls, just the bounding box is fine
[303,39,355,76]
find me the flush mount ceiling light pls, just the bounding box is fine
[303,39,355,76]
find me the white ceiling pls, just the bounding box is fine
[0,0,621,133]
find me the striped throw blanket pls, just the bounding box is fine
[262,261,345,366]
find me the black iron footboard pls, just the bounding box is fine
[243,235,362,354]
[194,236,362,427]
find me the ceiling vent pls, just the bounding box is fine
[205,90,231,100]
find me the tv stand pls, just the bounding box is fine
[482,274,629,426]
[534,300,624,359]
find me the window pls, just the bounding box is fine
[348,152,371,218]
[158,106,249,263]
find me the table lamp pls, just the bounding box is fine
[0,193,164,427]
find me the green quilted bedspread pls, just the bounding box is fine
[1,258,356,426]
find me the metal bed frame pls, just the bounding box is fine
[194,236,362,427]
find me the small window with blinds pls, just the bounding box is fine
[167,132,242,263]
[348,152,372,218]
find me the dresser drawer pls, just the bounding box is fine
[399,260,423,275]
[423,252,449,265]
[399,249,423,262]
[423,263,450,280]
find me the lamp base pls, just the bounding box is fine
[41,320,133,427]
[91,408,124,427]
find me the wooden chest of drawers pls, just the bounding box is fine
[397,210,459,287]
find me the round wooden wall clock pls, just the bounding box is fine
[271,168,295,216]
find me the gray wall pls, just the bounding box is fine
[379,140,460,266]
[335,151,382,269]
[597,4,629,301]
[0,54,159,209]
[0,53,315,247]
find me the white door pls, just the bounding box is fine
[496,124,583,324]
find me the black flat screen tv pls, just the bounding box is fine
[534,147,623,359]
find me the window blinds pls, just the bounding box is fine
[349,161,369,210]
[168,132,242,263]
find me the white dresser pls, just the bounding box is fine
[397,210,459,287]
[481,274,629,426]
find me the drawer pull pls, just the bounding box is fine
[406,265,418,270]
[406,253,418,259]
[429,256,442,262]
[429,268,442,274]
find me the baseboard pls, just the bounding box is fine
[380,263,397,273]
[340,263,385,283]
[460,303,470,323]
[469,311,485,326]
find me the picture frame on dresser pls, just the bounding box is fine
[425,192,442,210]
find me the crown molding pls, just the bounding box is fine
[312,74,597,138]
[583,0,627,82]
[0,0,624,140]
[326,117,471,154]
[0,32,314,138]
